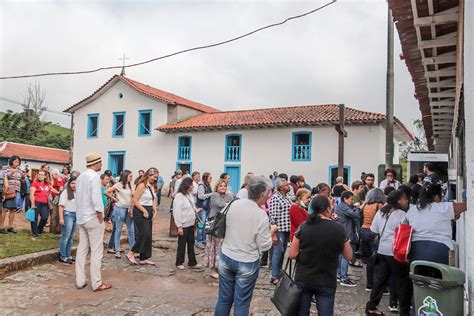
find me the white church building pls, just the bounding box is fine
[65,74,413,193]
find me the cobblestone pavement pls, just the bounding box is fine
[1,202,391,315]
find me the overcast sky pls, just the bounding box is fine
[0,0,420,131]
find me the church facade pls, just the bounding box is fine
[65,74,413,192]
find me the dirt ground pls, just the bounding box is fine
[0,198,390,315]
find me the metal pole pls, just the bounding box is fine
[385,6,395,169]
[338,104,345,178]
[69,113,74,165]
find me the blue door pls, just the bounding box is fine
[224,165,241,195]
[328,165,351,187]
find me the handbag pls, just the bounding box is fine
[393,219,413,263]
[4,187,16,200]
[205,198,238,238]
[270,258,301,316]
[370,213,390,264]
[25,208,36,222]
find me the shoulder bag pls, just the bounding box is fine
[205,198,238,238]
[270,258,301,316]
[393,218,413,263]
[370,212,390,264]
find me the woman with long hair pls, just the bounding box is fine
[360,188,386,291]
[203,179,233,278]
[0,156,22,234]
[29,170,50,238]
[105,169,135,259]
[173,177,202,270]
[58,176,78,264]
[196,172,212,249]
[365,190,412,316]
[126,168,158,265]
[289,195,352,316]
[407,183,466,264]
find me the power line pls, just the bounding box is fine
[0,1,336,80]
[0,97,71,116]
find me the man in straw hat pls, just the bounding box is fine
[75,153,112,291]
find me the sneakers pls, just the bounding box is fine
[339,279,357,287]
[389,304,399,313]
[365,285,373,291]
[188,263,202,269]
[7,227,17,234]
[176,265,185,270]
[194,242,205,250]
[0,228,8,234]
[59,257,73,265]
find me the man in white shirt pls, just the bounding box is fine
[191,171,201,201]
[75,153,111,292]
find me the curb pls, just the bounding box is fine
[0,236,128,277]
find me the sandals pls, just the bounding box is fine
[139,260,156,266]
[366,309,384,315]
[126,253,138,265]
[93,282,112,292]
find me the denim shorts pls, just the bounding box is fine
[3,192,19,209]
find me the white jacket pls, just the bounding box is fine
[173,192,196,228]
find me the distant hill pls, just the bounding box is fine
[0,111,70,149]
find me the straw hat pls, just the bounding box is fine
[86,153,102,167]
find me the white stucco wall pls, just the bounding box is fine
[166,124,389,189]
[71,80,173,176]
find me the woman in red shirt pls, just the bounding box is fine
[30,170,51,238]
[289,188,311,241]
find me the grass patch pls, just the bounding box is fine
[0,230,60,259]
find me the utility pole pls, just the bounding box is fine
[385,6,395,169]
[336,104,348,179]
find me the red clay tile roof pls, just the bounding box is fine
[64,75,219,114]
[0,142,70,164]
[157,104,414,141]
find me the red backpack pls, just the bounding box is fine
[392,221,413,263]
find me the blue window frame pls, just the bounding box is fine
[177,136,192,161]
[225,134,242,162]
[87,113,99,138]
[292,131,312,161]
[112,112,125,138]
[108,151,126,177]
[138,110,152,136]
[328,165,351,187]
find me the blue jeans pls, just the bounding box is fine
[108,214,116,250]
[113,206,135,252]
[296,283,336,316]
[337,255,349,282]
[271,231,290,279]
[215,253,260,316]
[196,208,209,245]
[59,211,77,259]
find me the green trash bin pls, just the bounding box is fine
[410,260,465,316]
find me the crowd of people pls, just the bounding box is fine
[0,154,467,315]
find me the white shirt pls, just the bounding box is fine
[371,209,406,256]
[112,182,133,208]
[75,169,104,225]
[192,181,199,201]
[407,202,455,249]
[138,185,155,206]
[221,199,272,262]
[236,188,248,199]
[379,179,401,190]
[172,192,196,228]
[173,178,182,197]
[58,190,76,213]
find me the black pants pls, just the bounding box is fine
[131,206,153,260]
[31,202,49,236]
[366,255,412,315]
[156,189,162,206]
[175,225,197,266]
